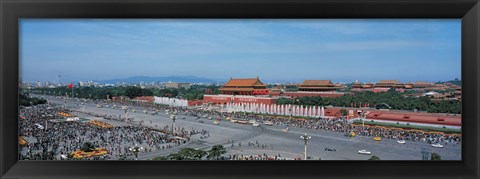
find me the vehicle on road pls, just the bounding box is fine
[431,143,444,148]
[121,106,128,110]
[325,147,336,152]
[96,104,102,108]
[358,150,371,155]
[373,137,382,141]
[252,122,260,127]
[198,120,204,123]
[282,127,289,132]
[237,120,248,124]
[248,120,256,124]
[345,132,356,137]
[143,110,147,114]
[214,120,220,125]
[34,123,45,129]
[230,119,238,123]
[396,140,406,144]
[264,121,273,126]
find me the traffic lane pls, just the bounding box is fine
[42,95,461,160]
[239,128,420,160]
[239,126,458,160]
[72,102,264,146]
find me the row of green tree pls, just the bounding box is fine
[276,89,461,114]
[26,85,221,100]
[153,145,227,160]
[19,92,47,106]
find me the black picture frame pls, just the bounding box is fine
[1,0,479,178]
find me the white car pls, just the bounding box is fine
[396,140,406,144]
[252,123,260,127]
[248,120,256,124]
[34,123,45,130]
[431,143,444,148]
[264,121,273,126]
[358,150,371,155]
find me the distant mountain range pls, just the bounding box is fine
[98,76,218,84]
[435,78,461,86]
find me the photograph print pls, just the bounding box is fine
[18,19,461,161]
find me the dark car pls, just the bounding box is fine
[325,147,336,152]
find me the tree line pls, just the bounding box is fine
[153,145,227,160]
[276,89,461,114]
[26,85,221,100]
[19,91,47,106]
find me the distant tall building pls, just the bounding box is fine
[78,81,94,87]
[165,82,191,90]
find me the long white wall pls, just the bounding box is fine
[153,96,188,107]
[224,103,326,118]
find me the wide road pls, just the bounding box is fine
[37,95,461,160]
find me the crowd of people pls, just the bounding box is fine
[97,98,462,146]
[18,104,205,160]
[227,153,291,160]
[20,95,461,161]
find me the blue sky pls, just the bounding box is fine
[20,19,461,83]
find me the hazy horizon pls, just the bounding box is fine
[20,19,461,83]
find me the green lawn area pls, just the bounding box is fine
[352,120,461,134]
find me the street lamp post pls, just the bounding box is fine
[129,144,144,160]
[300,133,311,160]
[289,107,293,120]
[170,111,177,135]
[361,110,365,128]
[124,109,129,122]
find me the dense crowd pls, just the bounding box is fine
[18,104,205,160]
[20,95,461,161]
[99,98,462,146]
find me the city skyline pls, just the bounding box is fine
[20,19,461,83]
[21,75,461,85]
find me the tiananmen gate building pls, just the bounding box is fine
[219,77,269,95]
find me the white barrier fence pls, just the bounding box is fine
[225,103,325,118]
[153,96,188,107]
